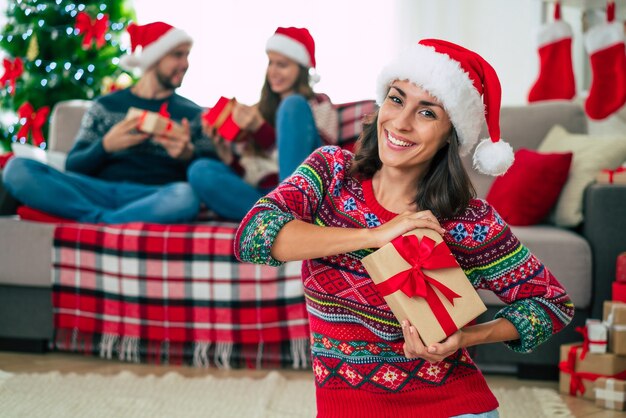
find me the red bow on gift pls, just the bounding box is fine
[75,12,109,49]
[17,102,50,146]
[601,167,626,184]
[0,57,23,95]
[375,234,461,336]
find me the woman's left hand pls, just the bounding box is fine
[402,320,465,363]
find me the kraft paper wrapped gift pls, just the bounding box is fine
[603,301,626,355]
[595,378,626,411]
[126,107,185,137]
[559,343,626,400]
[596,167,626,185]
[202,96,241,141]
[361,228,486,346]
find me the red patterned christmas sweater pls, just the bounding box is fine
[235,146,574,418]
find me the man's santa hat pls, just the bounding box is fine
[120,22,192,71]
[265,27,316,69]
[376,39,514,176]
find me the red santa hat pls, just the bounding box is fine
[376,39,514,176]
[120,22,192,71]
[265,27,316,69]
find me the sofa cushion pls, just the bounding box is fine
[478,224,592,309]
[486,149,572,226]
[538,125,626,227]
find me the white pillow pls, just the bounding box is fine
[538,125,626,227]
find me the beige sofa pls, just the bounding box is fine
[1,99,624,376]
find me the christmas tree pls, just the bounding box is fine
[0,0,135,153]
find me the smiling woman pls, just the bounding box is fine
[234,38,573,418]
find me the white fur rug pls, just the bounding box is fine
[0,369,572,417]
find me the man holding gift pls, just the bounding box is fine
[235,39,573,417]
[2,21,215,224]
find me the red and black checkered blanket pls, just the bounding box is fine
[52,222,310,369]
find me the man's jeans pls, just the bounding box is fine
[2,157,200,224]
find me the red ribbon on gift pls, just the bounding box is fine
[17,102,50,146]
[559,344,626,396]
[601,167,626,184]
[75,12,109,49]
[375,235,461,337]
[158,102,173,133]
[575,325,607,360]
[0,57,23,94]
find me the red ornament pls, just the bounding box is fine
[17,102,50,146]
[75,12,109,49]
[0,57,24,95]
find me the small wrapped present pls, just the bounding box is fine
[613,282,626,303]
[617,252,626,283]
[596,167,626,185]
[202,96,241,141]
[559,343,626,399]
[576,319,608,355]
[361,228,486,346]
[595,378,626,411]
[126,106,184,137]
[603,301,626,355]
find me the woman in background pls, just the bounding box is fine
[234,39,573,417]
[188,27,337,220]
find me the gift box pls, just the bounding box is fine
[613,282,626,303]
[584,319,608,355]
[596,167,626,185]
[361,228,486,346]
[559,343,626,399]
[617,252,626,283]
[202,96,241,141]
[595,378,626,411]
[603,301,626,355]
[126,107,184,137]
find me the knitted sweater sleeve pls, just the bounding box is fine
[445,200,574,353]
[235,146,341,266]
[65,102,110,175]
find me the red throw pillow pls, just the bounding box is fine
[17,206,75,224]
[485,149,573,226]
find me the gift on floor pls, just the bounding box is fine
[603,301,626,355]
[613,282,626,304]
[595,377,626,411]
[559,343,626,400]
[580,319,608,355]
[126,107,184,137]
[596,167,626,185]
[202,96,241,141]
[361,228,486,346]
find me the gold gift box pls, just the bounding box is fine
[126,107,185,137]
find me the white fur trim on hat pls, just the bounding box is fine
[120,28,192,72]
[473,138,514,176]
[584,21,624,54]
[376,44,484,157]
[537,20,573,47]
[266,33,311,68]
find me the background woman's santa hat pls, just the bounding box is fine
[265,27,316,69]
[376,39,514,176]
[120,22,192,71]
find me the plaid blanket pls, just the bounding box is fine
[52,222,309,369]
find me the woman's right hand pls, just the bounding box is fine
[232,103,264,132]
[369,210,446,248]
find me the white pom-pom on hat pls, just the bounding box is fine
[473,137,514,176]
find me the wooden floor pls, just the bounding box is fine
[0,351,624,417]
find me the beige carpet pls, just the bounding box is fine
[0,369,572,418]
